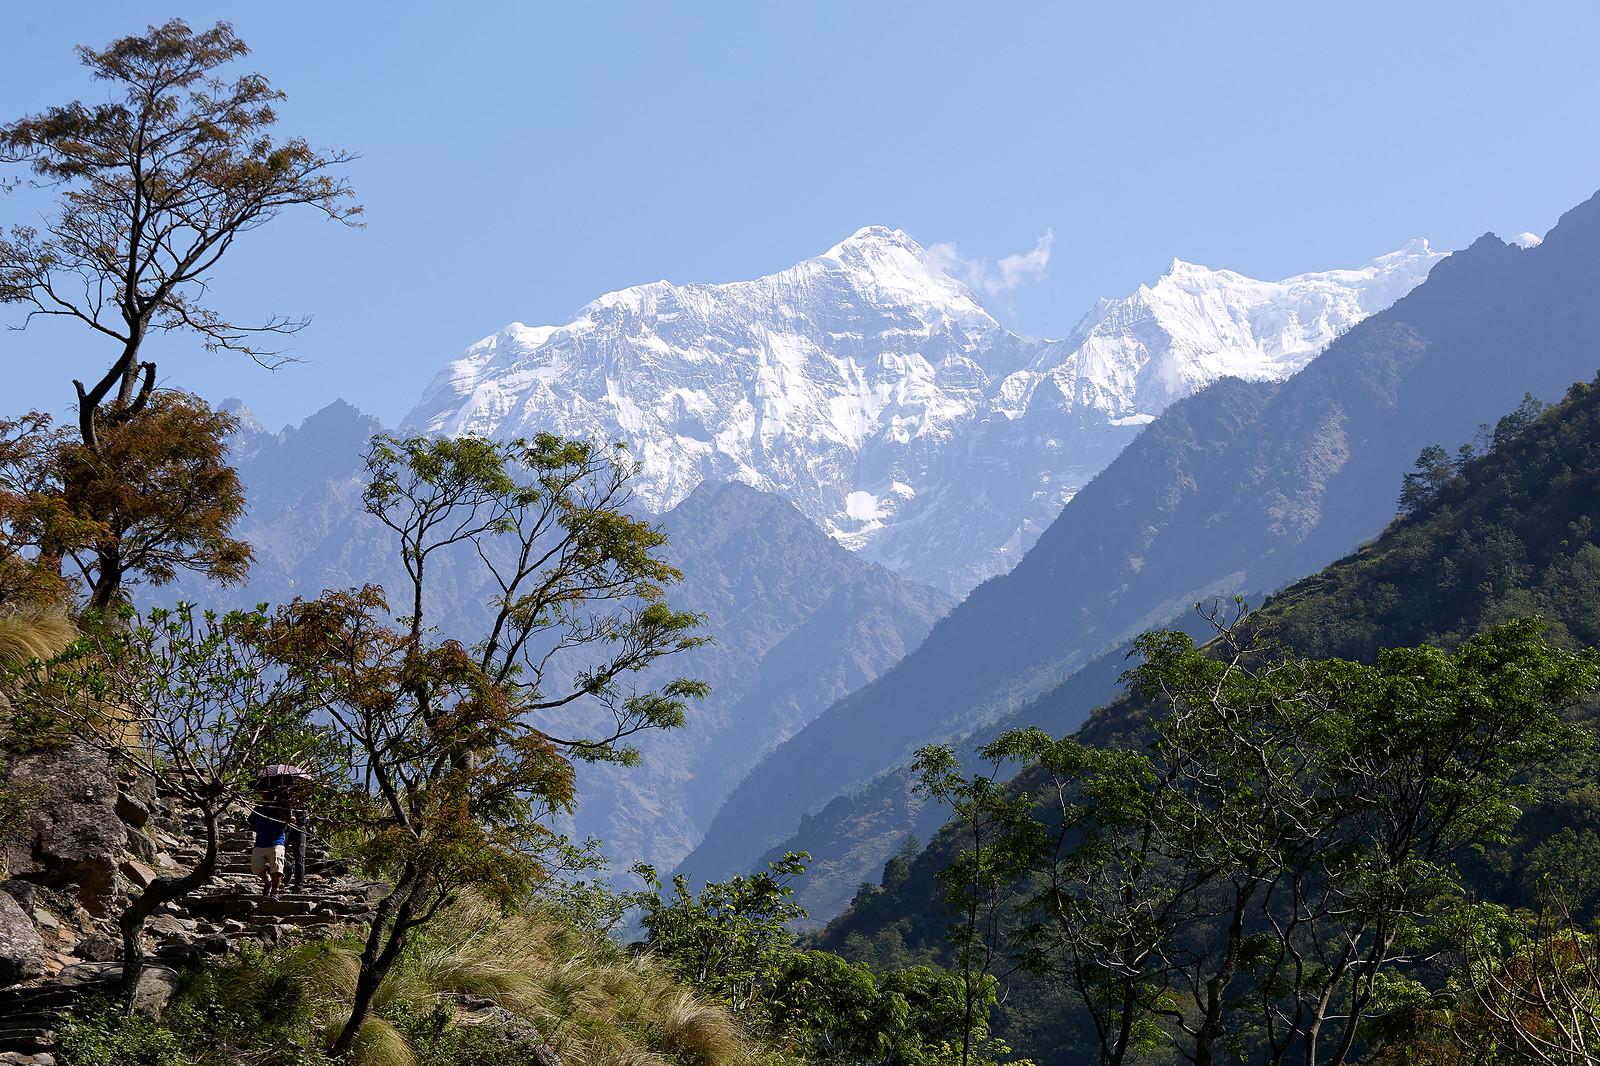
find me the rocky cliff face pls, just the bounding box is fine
[403,229,1442,594]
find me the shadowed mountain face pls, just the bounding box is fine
[566,480,954,870]
[680,190,1600,900]
[164,413,952,873]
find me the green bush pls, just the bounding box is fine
[57,996,192,1066]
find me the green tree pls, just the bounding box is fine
[632,851,810,1015]
[265,432,708,1059]
[951,609,1598,1066]
[1398,443,1457,514]
[913,738,1040,1066]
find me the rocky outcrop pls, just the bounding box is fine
[1,744,125,916]
[0,785,383,1057]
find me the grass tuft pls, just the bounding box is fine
[0,606,75,667]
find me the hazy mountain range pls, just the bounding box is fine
[685,197,1600,920]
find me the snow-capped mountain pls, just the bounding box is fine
[403,228,1445,594]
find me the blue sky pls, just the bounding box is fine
[4,2,1599,432]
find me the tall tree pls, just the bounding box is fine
[0,18,360,448]
[1,19,357,606]
[266,433,709,1058]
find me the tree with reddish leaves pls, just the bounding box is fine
[0,19,357,606]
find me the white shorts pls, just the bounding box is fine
[252,845,286,875]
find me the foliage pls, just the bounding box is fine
[361,432,710,763]
[255,431,707,1057]
[913,740,1041,1066]
[55,896,775,1066]
[632,851,810,1014]
[0,394,251,610]
[57,995,202,1066]
[892,608,1598,1066]
[1377,876,1600,1066]
[1259,374,1600,920]
[0,18,360,449]
[10,601,330,998]
[0,412,89,610]
[765,952,1007,1066]
[52,391,253,608]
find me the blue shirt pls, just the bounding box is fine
[251,806,288,847]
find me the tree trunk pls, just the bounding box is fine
[331,864,424,1059]
[120,806,220,1011]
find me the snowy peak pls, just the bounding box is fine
[1034,238,1447,414]
[403,230,1447,594]
[823,224,924,259]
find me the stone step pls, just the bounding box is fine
[0,1032,56,1052]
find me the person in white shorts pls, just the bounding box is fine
[250,791,290,899]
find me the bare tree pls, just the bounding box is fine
[0,18,361,450]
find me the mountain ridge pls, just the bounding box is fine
[402,227,1442,593]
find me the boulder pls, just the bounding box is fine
[146,914,188,939]
[132,963,181,1019]
[0,891,46,985]
[70,934,119,962]
[118,861,157,890]
[1,742,124,915]
[123,827,157,863]
[0,883,35,919]
[114,792,150,829]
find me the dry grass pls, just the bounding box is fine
[224,895,776,1066]
[402,895,773,1066]
[0,606,75,667]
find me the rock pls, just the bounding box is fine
[71,934,120,962]
[153,942,200,963]
[130,964,180,1019]
[1,742,124,915]
[0,882,36,918]
[193,935,230,956]
[52,960,121,987]
[146,914,187,939]
[114,792,150,829]
[51,961,180,1020]
[118,860,157,890]
[123,827,157,863]
[0,890,47,984]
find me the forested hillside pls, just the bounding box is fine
[814,374,1600,1064]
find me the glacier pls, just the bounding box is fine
[402,228,1446,595]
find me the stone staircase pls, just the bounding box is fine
[0,802,389,1063]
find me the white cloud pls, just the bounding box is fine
[925,229,1054,299]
